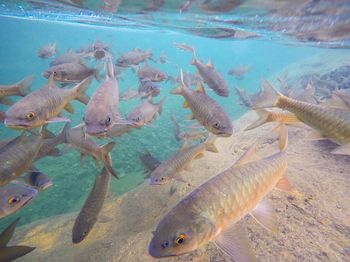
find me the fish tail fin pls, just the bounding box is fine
[251,78,282,109]
[74,76,93,105]
[0,217,20,247]
[17,75,33,96]
[205,134,219,153]
[100,141,119,179]
[0,246,36,261]
[157,98,165,115]
[58,122,71,144]
[244,109,271,131]
[279,124,288,152]
[170,69,185,95]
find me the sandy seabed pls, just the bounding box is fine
[12,111,350,262]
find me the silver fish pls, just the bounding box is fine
[37,42,57,59]
[116,48,153,68]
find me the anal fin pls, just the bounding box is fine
[250,198,278,233]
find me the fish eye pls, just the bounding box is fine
[8,196,20,204]
[25,111,35,120]
[214,122,220,128]
[161,240,169,249]
[82,231,88,236]
[175,234,186,245]
[160,177,165,181]
[105,116,111,125]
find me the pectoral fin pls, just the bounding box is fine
[195,152,204,159]
[64,103,74,114]
[234,141,259,167]
[307,130,326,140]
[183,100,190,108]
[183,162,193,171]
[186,114,195,120]
[275,175,294,192]
[0,217,19,247]
[250,198,278,233]
[214,223,256,262]
[331,144,350,155]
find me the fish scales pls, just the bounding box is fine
[276,96,350,144]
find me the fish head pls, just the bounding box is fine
[94,49,106,59]
[72,220,92,244]
[148,213,201,258]
[0,185,38,217]
[126,111,145,127]
[116,58,128,68]
[149,169,171,185]
[207,112,233,137]
[43,67,69,82]
[83,109,113,137]
[5,101,45,129]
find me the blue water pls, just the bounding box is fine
[0,15,348,229]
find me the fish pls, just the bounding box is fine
[72,168,110,244]
[84,57,122,137]
[136,64,168,82]
[251,78,350,155]
[17,171,53,191]
[0,111,4,123]
[126,96,164,127]
[170,115,208,142]
[139,151,161,176]
[65,125,119,178]
[290,82,319,104]
[174,44,229,97]
[0,218,35,261]
[228,65,251,80]
[234,86,252,107]
[0,184,38,218]
[91,40,110,60]
[43,62,98,83]
[106,123,134,138]
[120,88,139,101]
[158,52,168,64]
[116,48,153,68]
[0,129,48,186]
[170,71,201,87]
[37,42,57,59]
[0,75,33,105]
[138,78,161,98]
[50,49,86,66]
[149,126,290,261]
[332,89,350,109]
[171,71,233,137]
[244,109,300,131]
[149,135,218,185]
[5,75,92,130]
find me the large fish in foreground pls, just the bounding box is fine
[149,135,218,185]
[72,168,110,243]
[251,78,350,155]
[5,75,92,129]
[171,71,233,137]
[149,126,291,261]
[0,218,35,261]
[0,75,33,105]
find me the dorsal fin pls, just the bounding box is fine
[206,59,213,68]
[195,81,206,93]
[44,74,56,89]
[234,141,259,167]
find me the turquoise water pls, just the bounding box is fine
[0,14,348,229]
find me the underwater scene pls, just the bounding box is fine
[0,0,349,261]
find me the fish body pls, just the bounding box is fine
[228,65,251,80]
[66,125,118,178]
[50,49,86,66]
[138,78,161,98]
[171,114,207,142]
[0,75,33,105]
[5,76,91,129]
[19,171,53,191]
[43,63,97,83]
[84,58,120,137]
[136,64,167,82]
[171,74,233,137]
[72,168,110,243]
[0,184,38,218]
[127,97,164,127]
[150,135,218,185]
[120,88,139,101]
[37,42,57,58]
[106,123,134,137]
[234,86,252,107]
[0,133,44,186]
[149,128,289,260]
[0,218,35,261]
[116,48,153,68]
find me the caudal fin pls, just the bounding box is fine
[205,134,219,153]
[170,69,185,95]
[279,124,288,152]
[251,78,282,109]
[100,141,119,179]
[74,76,93,105]
[58,122,71,144]
[244,109,271,131]
[16,75,33,96]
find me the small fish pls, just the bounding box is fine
[139,151,161,177]
[0,218,35,260]
[174,44,229,97]
[138,78,161,98]
[106,123,134,138]
[50,49,86,66]
[244,109,299,131]
[18,171,52,191]
[170,115,208,142]
[234,86,252,107]
[84,57,121,137]
[158,53,168,64]
[72,168,110,243]
[173,42,195,53]
[116,48,153,68]
[171,71,233,137]
[149,126,290,260]
[43,62,98,83]
[136,64,168,82]
[0,184,38,218]
[5,75,92,130]
[91,40,109,60]
[0,75,33,105]
[37,42,57,59]
[228,65,251,80]
[127,96,164,127]
[120,88,139,101]
[251,78,350,155]
[149,135,218,185]
[332,89,350,109]
[66,125,118,178]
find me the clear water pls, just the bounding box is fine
[0,0,349,260]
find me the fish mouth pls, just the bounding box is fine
[4,120,31,129]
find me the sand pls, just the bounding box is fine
[11,111,350,262]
